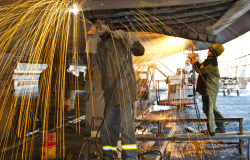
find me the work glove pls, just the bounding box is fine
[189,53,198,64]
[112,30,135,48]
[85,25,98,54]
[95,20,110,35]
[112,30,144,56]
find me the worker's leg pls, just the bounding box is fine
[212,96,225,125]
[120,102,138,160]
[202,95,209,116]
[202,96,209,130]
[202,96,215,134]
[207,96,216,133]
[100,105,120,160]
[212,96,225,132]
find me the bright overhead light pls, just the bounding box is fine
[69,4,79,15]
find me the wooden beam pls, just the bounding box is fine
[185,127,199,134]
[81,0,227,11]
[144,124,176,160]
[156,124,175,160]
[213,0,250,34]
[157,60,175,75]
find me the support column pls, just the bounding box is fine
[0,55,15,139]
[85,63,105,130]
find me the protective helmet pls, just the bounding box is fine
[209,43,224,57]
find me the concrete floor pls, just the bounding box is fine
[167,89,250,160]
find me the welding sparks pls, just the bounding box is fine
[0,0,241,159]
[69,4,79,15]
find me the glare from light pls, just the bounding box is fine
[69,4,79,15]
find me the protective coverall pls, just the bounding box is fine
[86,25,144,159]
[192,56,225,134]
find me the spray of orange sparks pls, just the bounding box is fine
[0,0,242,159]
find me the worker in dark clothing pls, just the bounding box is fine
[85,19,144,160]
[189,43,225,136]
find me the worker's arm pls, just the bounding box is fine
[192,61,216,77]
[85,25,99,54]
[113,30,145,56]
[85,20,109,54]
[197,63,215,75]
[192,62,201,72]
[189,53,201,73]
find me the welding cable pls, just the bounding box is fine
[189,44,202,130]
[117,148,122,153]
[94,40,130,155]
[137,150,163,160]
[192,63,202,130]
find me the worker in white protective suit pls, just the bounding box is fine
[85,19,145,160]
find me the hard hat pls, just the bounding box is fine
[209,43,224,57]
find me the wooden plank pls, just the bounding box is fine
[136,134,156,138]
[157,60,176,75]
[155,124,176,160]
[81,0,225,11]
[213,0,250,34]
[143,124,176,160]
[185,127,199,134]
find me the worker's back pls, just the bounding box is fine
[97,37,137,107]
[196,56,220,96]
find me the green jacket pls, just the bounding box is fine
[193,56,220,96]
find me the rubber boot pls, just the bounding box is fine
[201,122,215,136]
[215,127,225,133]
[214,112,225,133]
[215,121,225,133]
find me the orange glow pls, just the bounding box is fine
[133,34,190,64]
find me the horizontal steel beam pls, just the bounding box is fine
[111,7,229,24]
[113,11,224,29]
[84,135,250,141]
[81,0,231,11]
[84,0,234,19]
